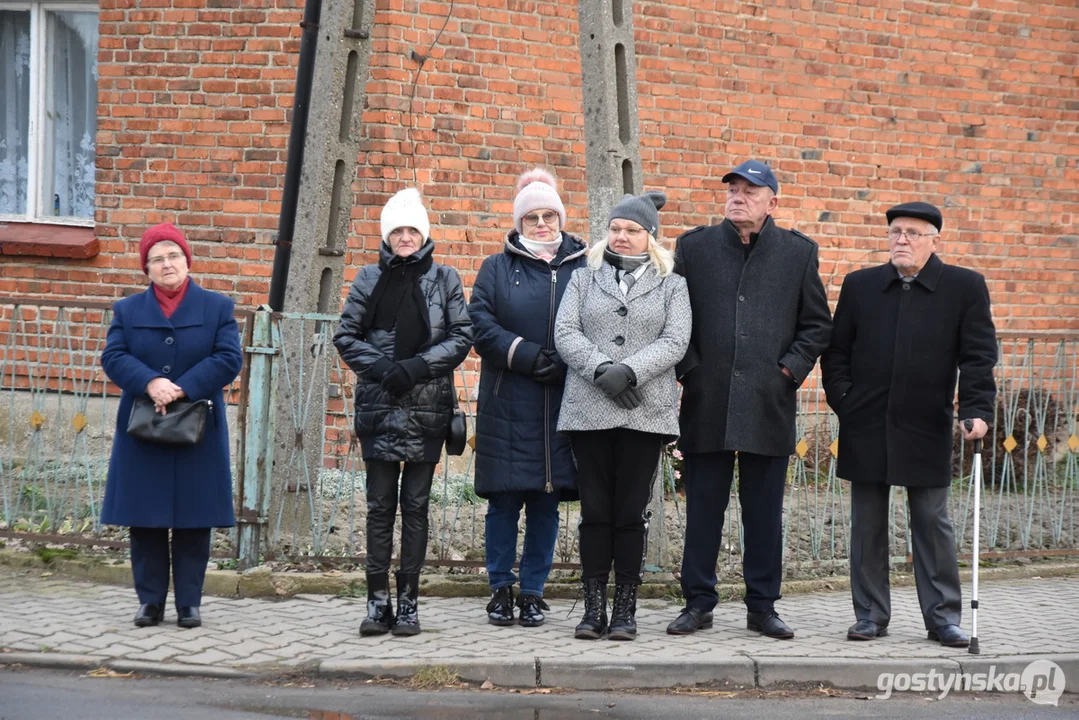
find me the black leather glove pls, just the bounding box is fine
[594,362,636,399]
[380,363,412,397]
[613,385,643,410]
[369,357,394,382]
[533,350,565,384]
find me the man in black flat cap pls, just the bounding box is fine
[668,160,832,640]
[821,201,997,647]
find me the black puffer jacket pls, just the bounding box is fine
[334,242,473,462]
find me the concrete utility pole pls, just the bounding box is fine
[263,0,378,558]
[576,0,667,571]
[576,0,644,244]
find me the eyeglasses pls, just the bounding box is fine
[608,225,646,238]
[147,252,186,268]
[887,229,938,241]
[522,212,559,227]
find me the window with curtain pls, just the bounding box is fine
[0,5,98,224]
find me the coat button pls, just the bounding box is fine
[613,336,625,346]
[165,337,174,345]
[738,295,746,302]
[616,307,628,317]
[162,365,171,373]
[902,283,911,291]
[734,370,742,377]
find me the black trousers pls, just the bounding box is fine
[364,460,436,575]
[680,451,789,614]
[569,428,664,586]
[850,482,962,630]
[129,527,212,608]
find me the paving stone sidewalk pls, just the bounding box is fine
[1,566,1076,690]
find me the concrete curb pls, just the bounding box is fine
[2,549,1076,601]
[0,652,256,680]
[4,649,1077,693]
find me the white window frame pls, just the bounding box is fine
[0,1,98,227]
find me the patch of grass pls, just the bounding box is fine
[335,579,365,598]
[216,558,239,571]
[33,547,80,564]
[408,664,460,689]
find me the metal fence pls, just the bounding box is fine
[0,298,250,557]
[2,300,1077,577]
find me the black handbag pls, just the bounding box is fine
[446,408,467,456]
[127,396,212,446]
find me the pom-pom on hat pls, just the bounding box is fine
[380,188,431,244]
[512,168,567,232]
[139,223,192,274]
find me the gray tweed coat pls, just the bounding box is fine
[554,261,691,441]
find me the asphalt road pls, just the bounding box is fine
[1,668,1076,720]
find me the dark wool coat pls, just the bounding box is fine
[468,231,587,499]
[100,281,243,529]
[821,254,997,488]
[333,241,474,463]
[674,216,832,456]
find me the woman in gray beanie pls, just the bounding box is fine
[554,190,692,640]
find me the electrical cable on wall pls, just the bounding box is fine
[404,0,457,186]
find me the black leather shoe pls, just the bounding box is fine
[847,620,888,641]
[176,606,201,629]
[666,607,713,635]
[486,586,515,626]
[928,624,969,648]
[516,594,549,628]
[747,611,794,639]
[134,603,164,628]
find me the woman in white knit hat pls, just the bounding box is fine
[468,168,588,628]
[333,188,473,637]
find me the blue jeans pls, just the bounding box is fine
[485,490,561,597]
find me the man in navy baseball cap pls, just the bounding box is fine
[668,157,831,641]
[722,159,779,194]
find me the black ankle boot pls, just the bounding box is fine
[360,572,394,636]
[486,586,515,626]
[608,583,638,640]
[391,572,421,636]
[574,579,607,640]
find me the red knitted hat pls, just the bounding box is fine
[139,223,192,274]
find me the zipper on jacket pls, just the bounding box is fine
[494,369,504,397]
[544,267,557,493]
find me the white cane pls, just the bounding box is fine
[964,419,982,655]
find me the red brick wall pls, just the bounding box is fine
[1,0,1076,330]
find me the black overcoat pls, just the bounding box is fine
[674,216,832,456]
[820,254,997,488]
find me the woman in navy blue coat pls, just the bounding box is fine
[468,169,587,627]
[100,223,243,629]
